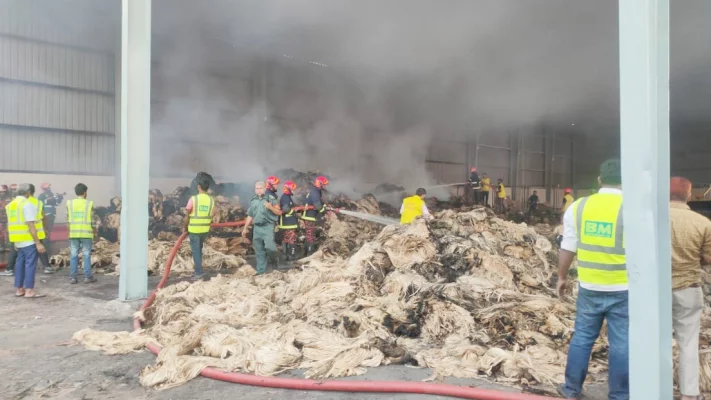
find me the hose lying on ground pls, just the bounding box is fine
[132,219,556,400]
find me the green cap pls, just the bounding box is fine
[599,159,622,185]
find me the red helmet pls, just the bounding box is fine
[470,167,477,173]
[266,176,280,189]
[314,176,329,188]
[283,181,297,194]
[41,182,51,190]
[564,188,572,193]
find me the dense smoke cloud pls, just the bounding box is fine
[147,0,711,189]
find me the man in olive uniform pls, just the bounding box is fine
[242,181,281,275]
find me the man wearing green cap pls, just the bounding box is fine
[241,181,281,275]
[556,159,628,400]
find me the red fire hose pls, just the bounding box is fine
[131,219,557,400]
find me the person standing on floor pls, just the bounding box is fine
[495,179,506,213]
[27,184,54,274]
[66,183,97,284]
[480,173,491,207]
[528,190,539,215]
[37,182,63,255]
[301,176,329,256]
[556,159,628,400]
[242,181,281,275]
[183,174,215,281]
[6,183,46,297]
[0,184,9,253]
[278,180,299,261]
[669,176,711,400]
[468,167,481,204]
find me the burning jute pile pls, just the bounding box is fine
[51,237,248,276]
[73,208,589,390]
[74,207,610,391]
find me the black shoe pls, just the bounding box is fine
[305,244,316,257]
[69,278,78,284]
[287,244,297,261]
[84,276,97,284]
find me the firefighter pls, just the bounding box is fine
[278,181,299,261]
[468,167,481,204]
[242,181,281,275]
[561,188,575,213]
[37,183,64,250]
[266,175,280,199]
[301,175,329,256]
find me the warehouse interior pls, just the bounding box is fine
[3,0,708,215]
[1,0,710,399]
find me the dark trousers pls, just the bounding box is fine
[481,192,489,206]
[7,243,17,271]
[14,245,38,289]
[189,233,208,276]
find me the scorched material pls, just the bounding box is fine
[75,208,610,391]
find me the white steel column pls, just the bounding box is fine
[619,0,672,398]
[118,0,151,301]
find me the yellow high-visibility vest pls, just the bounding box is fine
[400,195,425,224]
[562,194,575,213]
[572,193,627,289]
[481,178,491,192]
[6,198,33,243]
[188,193,214,234]
[497,184,506,199]
[27,197,46,240]
[67,198,94,239]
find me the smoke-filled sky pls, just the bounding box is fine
[145,0,711,188]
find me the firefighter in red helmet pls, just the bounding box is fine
[301,176,329,256]
[468,167,482,204]
[278,181,299,261]
[266,175,280,199]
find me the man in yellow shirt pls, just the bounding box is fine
[496,179,506,213]
[400,188,431,224]
[480,173,491,207]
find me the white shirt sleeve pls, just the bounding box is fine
[422,204,430,215]
[560,203,577,252]
[399,204,404,215]
[22,201,37,223]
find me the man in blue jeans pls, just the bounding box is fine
[183,174,214,280]
[556,159,628,400]
[6,183,46,298]
[67,183,97,284]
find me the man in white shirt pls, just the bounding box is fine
[7,183,46,298]
[556,159,628,400]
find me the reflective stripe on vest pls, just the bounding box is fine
[27,197,46,240]
[67,199,94,239]
[400,195,424,224]
[6,198,33,243]
[278,209,298,230]
[573,193,627,287]
[188,194,214,234]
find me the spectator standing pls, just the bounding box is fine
[669,176,711,400]
[66,183,97,284]
[556,159,628,400]
[528,190,539,215]
[183,174,215,280]
[6,183,46,297]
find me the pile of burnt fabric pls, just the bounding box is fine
[95,187,246,243]
[51,238,248,276]
[75,207,611,392]
[506,204,560,226]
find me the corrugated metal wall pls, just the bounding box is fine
[0,0,116,175]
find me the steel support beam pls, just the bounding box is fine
[619,0,672,398]
[118,0,151,301]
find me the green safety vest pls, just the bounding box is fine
[572,193,627,289]
[188,193,214,234]
[67,198,94,239]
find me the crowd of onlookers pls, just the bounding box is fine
[1,182,97,299]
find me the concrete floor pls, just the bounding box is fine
[0,251,609,400]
